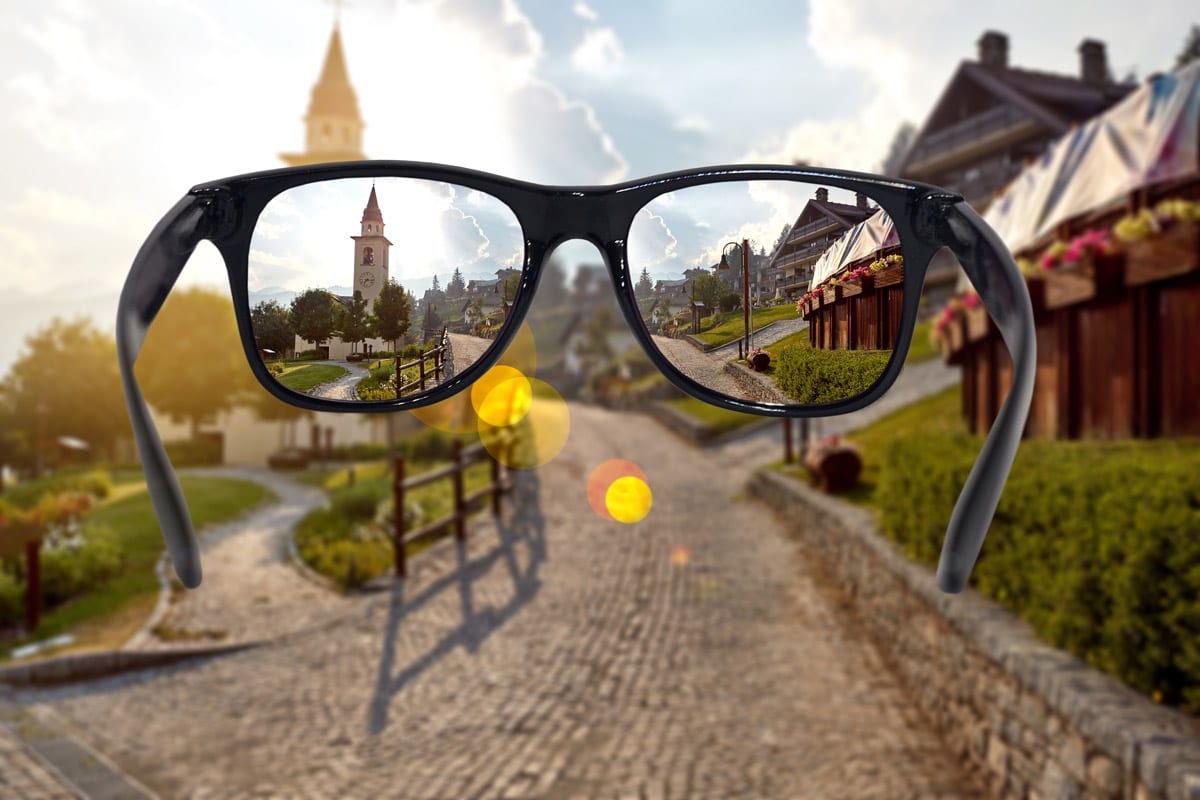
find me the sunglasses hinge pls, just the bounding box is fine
[189,187,240,242]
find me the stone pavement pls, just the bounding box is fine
[0,717,79,800]
[708,316,808,357]
[446,332,495,380]
[16,401,984,799]
[650,334,743,397]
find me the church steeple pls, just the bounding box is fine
[280,23,367,166]
[361,183,384,235]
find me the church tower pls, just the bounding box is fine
[280,24,366,165]
[352,185,392,310]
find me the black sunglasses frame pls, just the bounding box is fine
[118,162,1035,595]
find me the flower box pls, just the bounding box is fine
[1043,251,1125,310]
[857,274,876,292]
[872,262,904,289]
[946,314,965,354]
[822,285,843,304]
[841,281,863,298]
[1124,221,1199,287]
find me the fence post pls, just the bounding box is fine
[392,454,406,579]
[783,418,793,464]
[453,440,465,541]
[419,355,426,392]
[394,355,402,396]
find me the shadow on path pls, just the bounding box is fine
[368,469,546,734]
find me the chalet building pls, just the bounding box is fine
[895,31,1135,306]
[898,31,1134,210]
[764,188,874,301]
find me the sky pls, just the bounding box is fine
[0,0,1195,371]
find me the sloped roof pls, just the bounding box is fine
[306,25,362,121]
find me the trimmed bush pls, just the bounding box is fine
[876,432,1200,713]
[774,346,891,404]
[37,525,122,606]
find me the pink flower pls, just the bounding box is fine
[1040,253,1058,271]
[962,293,981,310]
[1064,243,1084,263]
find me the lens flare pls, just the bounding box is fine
[670,546,691,567]
[497,321,538,377]
[471,365,529,424]
[605,476,653,524]
[586,459,647,521]
[478,375,533,427]
[479,378,570,469]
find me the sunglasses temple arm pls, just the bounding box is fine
[116,195,209,588]
[934,201,1036,593]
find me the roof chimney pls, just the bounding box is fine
[815,187,829,203]
[855,192,868,210]
[977,31,1009,70]
[1079,39,1108,87]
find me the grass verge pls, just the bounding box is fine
[277,364,349,393]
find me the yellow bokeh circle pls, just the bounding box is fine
[479,378,571,469]
[478,376,532,427]
[605,476,653,524]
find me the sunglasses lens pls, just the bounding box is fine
[627,179,906,407]
[247,177,524,404]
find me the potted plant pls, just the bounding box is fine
[1040,228,1124,310]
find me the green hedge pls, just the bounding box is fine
[295,478,394,590]
[774,347,891,404]
[876,432,1200,712]
[164,437,222,467]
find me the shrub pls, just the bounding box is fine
[299,537,391,590]
[37,525,122,606]
[296,348,327,361]
[2,468,112,509]
[774,347,891,404]
[876,432,1200,713]
[719,292,741,313]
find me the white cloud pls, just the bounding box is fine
[571,27,624,77]
[572,1,598,22]
[674,115,712,133]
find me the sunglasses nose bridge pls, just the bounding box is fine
[538,191,623,249]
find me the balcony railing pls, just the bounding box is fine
[905,103,1027,171]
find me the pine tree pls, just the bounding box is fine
[635,267,654,297]
[447,267,466,298]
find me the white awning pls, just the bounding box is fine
[809,209,898,289]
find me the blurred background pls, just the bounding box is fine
[1,2,1199,799]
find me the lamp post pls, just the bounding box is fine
[719,238,752,358]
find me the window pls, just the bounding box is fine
[363,247,374,265]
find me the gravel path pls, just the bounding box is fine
[125,467,353,650]
[18,401,984,799]
[308,360,370,401]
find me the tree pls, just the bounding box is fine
[335,290,371,354]
[422,302,443,342]
[1177,25,1200,69]
[538,258,568,305]
[447,267,466,298]
[250,300,293,357]
[2,317,130,464]
[430,274,441,293]
[289,288,336,349]
[372,279,412,351]
[881,121,916,176]
[635,267,654,298]
[138,286,257,438]
[692,272,725,311]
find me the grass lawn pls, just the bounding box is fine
[905,319,938,363]
[277,364,348,393]
[693,304,798,347]
[778,383,965,505]
[1,475,275,659]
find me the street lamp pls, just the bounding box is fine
[719,238,752,357]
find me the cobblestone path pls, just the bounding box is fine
[446,332,495,380]
[307,360,369,401]
[708,316,808,357]
[17,402,983,799]
[651,335,744,397]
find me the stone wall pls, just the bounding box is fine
[751,469,1200,800]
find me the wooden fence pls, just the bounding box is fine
[395,327,449,397]
[390,440,509,578]
[799,257,905,351]
[943,218,1200,439]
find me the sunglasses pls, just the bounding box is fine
[117,161,1035,594]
